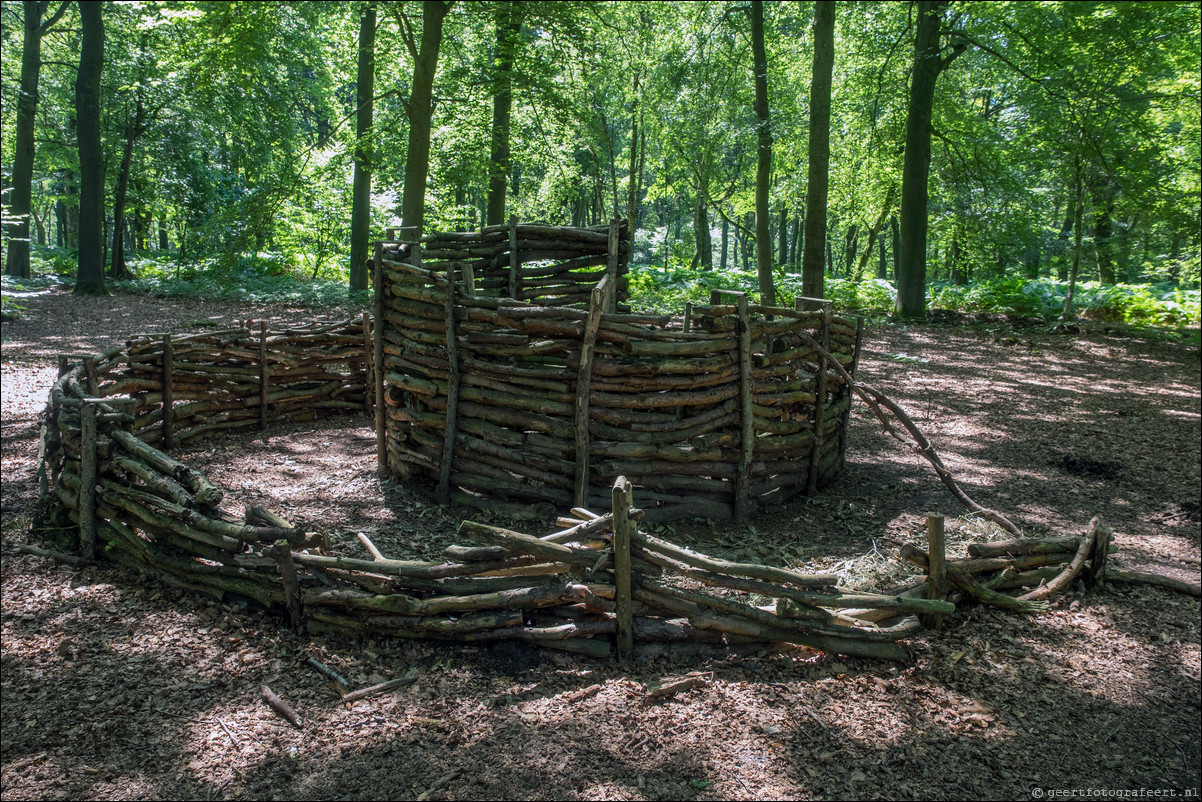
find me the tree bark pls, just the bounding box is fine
[75,1,107,296]
[895,0,962,319]
[750,0,775,305]
[349,2,376,292]
[801,1,835,302]
[398,1,451,240]
[108,97,144,281]
[486,1,519,225]
[6,1,67,278]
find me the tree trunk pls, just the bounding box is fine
[950,231,967,285]
[693,200,712,269]
[778,207,788,266]
[801,0,835,302]
[750,0,775,305]
[109,97,144,281]
[398,1,450,240]
[1093,180,1117,284]
[486,1,519,225]
[890,213,900,281]
[349,2,376,292]
[1062,156,1085,320]
[720,217,729,271]
[853,185,895,282]
[877,232,888,279]
[75,1,107,296]
[626,74,641,238]
[5,1,66,278]
[896,0,962,319]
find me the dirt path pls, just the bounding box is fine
[2,289,1199,801]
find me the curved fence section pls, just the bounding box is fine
[376,223,862,523]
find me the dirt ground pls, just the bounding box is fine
[2,289,1199,801]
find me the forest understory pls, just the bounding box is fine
[1,290,1199,801]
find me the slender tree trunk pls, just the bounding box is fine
[109,98,143,281]
[1062,156,1085,320]
[1093,181,1117,284]
[843,224,858,276]
[777,207,788,266]
[877,232,888,279]
[790,210,802,271]
[398,1,450,240]
[750,0,775,304]
[890,213,900,281]
[349,2,376,292]
[75,1,107,295]
[626,74,641,237]
[853,185,896,282]
[720,217,729,271]
[693,200,712,270]
[896,0,962,318]
[801,0,835,302]
[6,1,66,278]
[487,1,519,225]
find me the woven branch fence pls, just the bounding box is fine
[374,220,864,524]
[33,297,1192,666]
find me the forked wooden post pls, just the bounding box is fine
[258,321,269,429]
[372,242,386,473]
[79,401,98,560]
[573,275,608,508]
[612,476,634,660]
[84,356,99,396]
[161,334,174,449]
[273,540,305,634]
[437,266,461,505]
[925,514,947,630]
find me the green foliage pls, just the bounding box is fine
[928,277,1201,327]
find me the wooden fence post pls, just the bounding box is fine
[803,299,833,495]
[437,266,461,505]
[606,219,621,312]
[84,356,99,396]
[79,401,98,560]
[373,242,386,473]
[258,321,269,429]
[735,294,753,522]
[361,313,373,416]
[274,540,305,634]
[573,275,608,508]
[161,334,174,449]
[839,316,865,460]
[612,476,634,660]
[925,514,947,630]
[508,214,519,300]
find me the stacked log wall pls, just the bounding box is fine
[379,223,860,523]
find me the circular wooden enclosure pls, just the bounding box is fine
[376,220,863,523]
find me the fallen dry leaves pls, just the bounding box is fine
[2,290,1199,800]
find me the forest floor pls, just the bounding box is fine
[2,289,1200,801]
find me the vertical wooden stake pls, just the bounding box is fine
[735,294,753,522]
[508,214,519,300]
[84,356,99,396]
[437,268,460,505]
[57,355,69,377]
[462,262,475,298]
[606,218,621,312]
[258,321,269,429]
[612,476,634,660]
[682,302,693,333]
[805,300,833,495]
[839,315,865,461]
[573,275,607,508]
[161,334,174,449]
[925,514,947,631]
[79,402,98,560]
[373,242,386,474]
[273,540,305,635]
[361,314,373,416]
